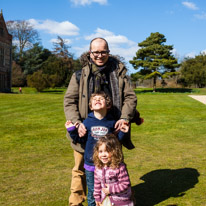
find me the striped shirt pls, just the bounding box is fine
[94,163,133,205]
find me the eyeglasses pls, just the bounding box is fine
[91,50,110,57]
[93,97,105,101]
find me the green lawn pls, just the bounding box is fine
[0,88,206,206]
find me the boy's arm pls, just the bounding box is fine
[65,121,87,144]
[68,129,87,144]
[117,130,128,142]
[116,121,129,142]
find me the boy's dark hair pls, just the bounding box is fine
[89,91,112,110]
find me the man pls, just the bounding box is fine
[64,37,138,206]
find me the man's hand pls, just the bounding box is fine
[78,123,87,137]
[115,119,129,133]
[120,121,129,133]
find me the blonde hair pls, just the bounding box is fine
[93,134,123,169]
[89,91,112,110]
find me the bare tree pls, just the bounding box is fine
[6,20,39,58]
[53,36,73,60]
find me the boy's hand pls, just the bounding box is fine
[78,123,87,137]
[102,184,110,195]
[65,120,77,132]
[65,120,74,128]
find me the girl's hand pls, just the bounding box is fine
[95,201,101,206]
[102,184,110,195]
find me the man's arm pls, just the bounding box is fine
[120,75,137,122]
[64,72,81,123]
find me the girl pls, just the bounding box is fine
[93,134,134,206]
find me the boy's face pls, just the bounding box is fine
[90,95,107,111]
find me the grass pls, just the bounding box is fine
[0,88,206,206]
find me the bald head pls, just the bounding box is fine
[90,37,109,51]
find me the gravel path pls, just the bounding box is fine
[188,95,206,105]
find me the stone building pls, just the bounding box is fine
[0,10,12,92]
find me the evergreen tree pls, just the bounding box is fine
[130,32,179,91]
[180,54,206,88]
[21,43,52,75]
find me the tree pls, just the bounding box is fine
[21,43,52,75]
[53,36,73,59]
[129,32,179,91]
[179,54,206,88]
[11,61,26,87]
[27,70,50,92]
[6,20,39,58]
[50,36,75,86]
[41,55,67,87]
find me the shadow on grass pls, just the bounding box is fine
[132,168,199,206]
[134,88,193,94]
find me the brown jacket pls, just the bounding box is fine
[64,56,137,152]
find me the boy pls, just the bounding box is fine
[65,91,129,206]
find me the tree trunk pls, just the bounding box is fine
[153,76,156,92]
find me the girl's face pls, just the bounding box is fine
[98,143,111,166]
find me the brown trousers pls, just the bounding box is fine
[69,150,86,206]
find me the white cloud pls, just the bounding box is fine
[182,1,199,10]
[85,28,136,46]
[110,45,139,62]
[73,44,90,56]
[28,19,79,36]
[185,51,196,58]
[70,0,107,6]
[194,12,206,20]
[171,48,180,60]
[200,49,206,55]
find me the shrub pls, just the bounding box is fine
[27,70,50,92]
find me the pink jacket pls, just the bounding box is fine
[94,163,133,205]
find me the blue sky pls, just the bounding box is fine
[1,0,206,73]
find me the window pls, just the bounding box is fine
[0,27,3,36]
[0,47,4,66]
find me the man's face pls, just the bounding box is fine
[90,39,109,66]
